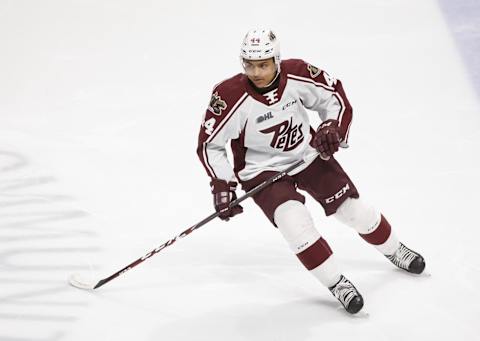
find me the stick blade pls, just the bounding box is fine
[68,273,97,290]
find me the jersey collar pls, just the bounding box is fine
[243,70,288,106]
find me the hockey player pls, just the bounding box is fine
[196,28,425,314]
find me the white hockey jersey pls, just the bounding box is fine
[197,59,353,183]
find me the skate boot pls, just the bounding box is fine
[328,275,364,314]
[386,242,425,274]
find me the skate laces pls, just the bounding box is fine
[329,276,358,308]
[387,243,417,270]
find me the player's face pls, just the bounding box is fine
[242,58,277,88]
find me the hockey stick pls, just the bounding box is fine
[69,153,319,290]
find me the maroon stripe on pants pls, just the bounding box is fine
[359,214,391,245]
[296,237,333,270]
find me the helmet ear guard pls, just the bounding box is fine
[240,28,281,72]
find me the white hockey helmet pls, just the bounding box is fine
[240,28,281,71]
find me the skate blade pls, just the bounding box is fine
[350,310,369,318]
[410,269,431,277]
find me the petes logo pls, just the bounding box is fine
[307,64,321,78]
[260,117,304,152]
[307,64,337,86]
[268,31,276,41]
[208,91,227,115]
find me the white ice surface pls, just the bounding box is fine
[1,0,479,340]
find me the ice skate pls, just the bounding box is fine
[329,275,364,314]
[386,242,425,274]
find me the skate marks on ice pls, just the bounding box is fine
[0,150,101,341]
[149,297,370,341]
[147,260,436,341]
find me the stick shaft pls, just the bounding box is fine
[93,157,311,289]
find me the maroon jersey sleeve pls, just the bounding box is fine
[282,59,353,145]
[196,74,248,180]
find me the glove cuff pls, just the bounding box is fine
[318,119,339,131]
[210,178,238,194]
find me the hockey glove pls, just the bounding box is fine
[210,179,244,221]
[312,119,341,159]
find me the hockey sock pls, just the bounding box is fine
[359,214,400,256]
[308,252,342,288]
[334,198,400,256]
[274,200,342,287]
